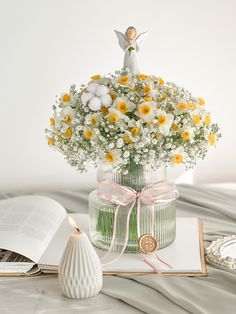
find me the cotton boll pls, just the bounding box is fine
[101,94,112,107]
[88,97,102,111]
[81,92,93,105]
[87,83,98,94]
[96,85,109,96]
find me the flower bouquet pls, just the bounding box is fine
[46,27,220,254]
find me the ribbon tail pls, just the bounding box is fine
[101,199,136,266]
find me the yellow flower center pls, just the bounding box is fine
[171,123,179,132]
[139,104,152,116]
[123,135,133,144]
[208,133,216,145]
[187,102,196,110]
[83,129,93,139]
[130,86,136,92]
[177,103,188,110]
[57,136,62,142]
[162,93,167,100]
[118,76,130,85]
[101,106,109,115]
[159,77,165,85]
[91,116,97,125]
[198,97,205,106]
[65,128,72,139]
[137,74,148,80]
[158,115,167,125]
[146,121,153,125]
[143,85,152,94]
[63,115,73,124]
[131,127,140,136]
[154,134,161,140]
[108,113,119,123]
[48,138,54,145]
[204,115,211,125]
[62,93,71,103]
[111,94,116,100]
[172,154,184,164]
[105,152,117,164]
[50,117,55,126]
[181,131,191,141]
[192,115,201,125]
[143,96,152,101]
[117,101,128,114]
[91,74,101,80]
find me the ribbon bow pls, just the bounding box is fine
[97,178,179,271]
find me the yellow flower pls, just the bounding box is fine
[83,129,93,139]
[65,128,72,139]
[139,103,152,116]
[48,137,54,145]
[204,115,211,125]
[143,85,152,94]
[159,77,165,85]
[158,115,167,125]
[101,106,109,115]
[137,74,148,80]
[117,101,128,114]
[105,152,117,164]
[50,117,55,126]
[192,115,201,125]
[162,93,167,100]
[171,123,179,132]
[118,76,130,85]
[131,127,140,136]
[91,74,101,80]
[181,131,191,141]
[143,96,152,101]
[188,102,196,110]
[62,93,71,103]
[208,133,216,146]
[108,113,119,123]
[63,115,73,124]
[171,154,184,164]
[198,97,205,106]
[130,86,136,92]
[123,135,133,144]
[57,136,62,142]
[177,103,188,110]
[91,116,97,126]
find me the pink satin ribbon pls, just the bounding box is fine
[97,178,179,272]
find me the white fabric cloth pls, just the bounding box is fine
[0,184,236,314]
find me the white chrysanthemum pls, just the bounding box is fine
[170,147,185,166]
[113,97,135,114]
[59,106,75,125]
[157,110,174,135]
[135,102,157,121]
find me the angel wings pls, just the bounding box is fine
[114,30,148,52]
[114,28,148,75]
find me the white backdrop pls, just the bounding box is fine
[0,0,235,193]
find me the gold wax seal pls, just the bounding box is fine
[138,234,158,254]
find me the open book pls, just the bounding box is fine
[0,195,206,276]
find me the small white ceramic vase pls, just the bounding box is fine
[59,231,103,299]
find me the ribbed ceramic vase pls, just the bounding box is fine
[89,162,176,253]
[58,231,103,299]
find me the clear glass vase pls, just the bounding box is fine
[88,162,176,253]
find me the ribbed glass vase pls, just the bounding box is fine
[88,162,176,253]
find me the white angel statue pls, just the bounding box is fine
[114,26,148,75]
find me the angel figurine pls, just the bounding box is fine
[114,26,148,75]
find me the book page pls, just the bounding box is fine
[0,195,66,263]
